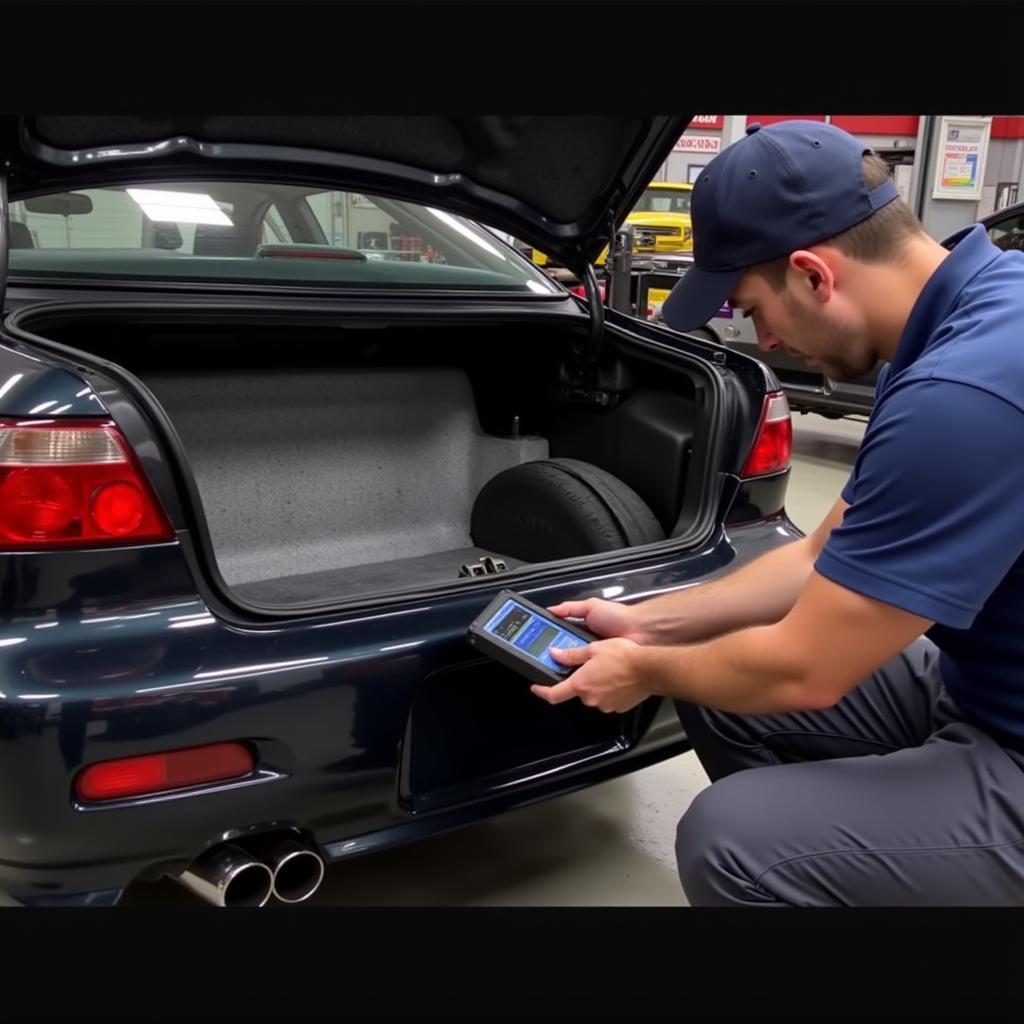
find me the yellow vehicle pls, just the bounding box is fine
[532,181,693,269]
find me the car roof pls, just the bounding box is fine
[979,198,1024,228]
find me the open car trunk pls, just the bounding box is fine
[12,309,723,612]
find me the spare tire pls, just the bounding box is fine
[470,458,665,563]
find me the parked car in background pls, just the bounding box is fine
[531,181,694,272]
[0,115,798,906]
[617,181,695,256]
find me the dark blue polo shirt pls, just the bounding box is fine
[815,224,1024,746]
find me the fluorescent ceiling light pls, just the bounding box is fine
[427,207,504,259]
[127,188,233,225]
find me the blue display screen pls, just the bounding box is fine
[482,598,588,672]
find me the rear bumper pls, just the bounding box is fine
[4,703,690,905]
[0,518,800,904]
[0,697,688,905]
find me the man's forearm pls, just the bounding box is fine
[633,537,817,644]
[541,558,931,718]
[634,625,821,715]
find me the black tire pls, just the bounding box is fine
[470,458,665,563]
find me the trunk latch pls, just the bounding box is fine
[459,556,508,578]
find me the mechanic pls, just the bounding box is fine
[535,120,1024,906]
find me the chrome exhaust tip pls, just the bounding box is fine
[241,833,326,904]
[271,844,325,904]
[175,843,274,908]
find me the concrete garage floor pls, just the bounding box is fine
[116,413,868,908]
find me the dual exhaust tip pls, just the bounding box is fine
[175,832,325,908]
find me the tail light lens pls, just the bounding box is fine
[75,742,254,802]
[740,391,792,478]
[0,419,173,550]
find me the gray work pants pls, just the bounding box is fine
[673,638,1024,905]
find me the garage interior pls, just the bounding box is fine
[1,111,1020,911]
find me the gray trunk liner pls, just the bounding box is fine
[143,367,548,601]
[232,546,524,608]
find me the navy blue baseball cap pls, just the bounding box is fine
[661,120,901,331]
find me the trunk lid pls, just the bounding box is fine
[1,115,693,281]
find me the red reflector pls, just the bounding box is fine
[75,742,254,802]
[740,391,793,478]
[0,419,174,550]
[91,481,146,535]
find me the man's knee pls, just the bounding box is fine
[675,773,784,907]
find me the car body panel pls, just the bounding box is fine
[0,344,106,416]
[0,283,793,903]
[0,512,800,902]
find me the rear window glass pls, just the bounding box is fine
[987,210,1024,252]
[8,182,561,295]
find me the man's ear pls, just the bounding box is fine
[788,249,835,303]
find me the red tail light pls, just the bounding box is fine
[740,391,792,478]
[0,419,174,549]
[75,742,254,802]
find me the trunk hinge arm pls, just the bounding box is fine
[0,170,8,314]
[559,219,635,407]
[568,215,633,385]
[580,261,604,376]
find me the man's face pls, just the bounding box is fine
[728,264,875,381]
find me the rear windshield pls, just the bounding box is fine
[986,209,1024,252]
[8,181,562,295]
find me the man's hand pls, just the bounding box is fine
[546,598,650,644]
[531,637,649,713]
[534,571,933,718]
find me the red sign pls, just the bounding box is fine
[674,135,722,154]
[993,116,1024,139]
[690,115,723,130]
[830,115,919,137]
